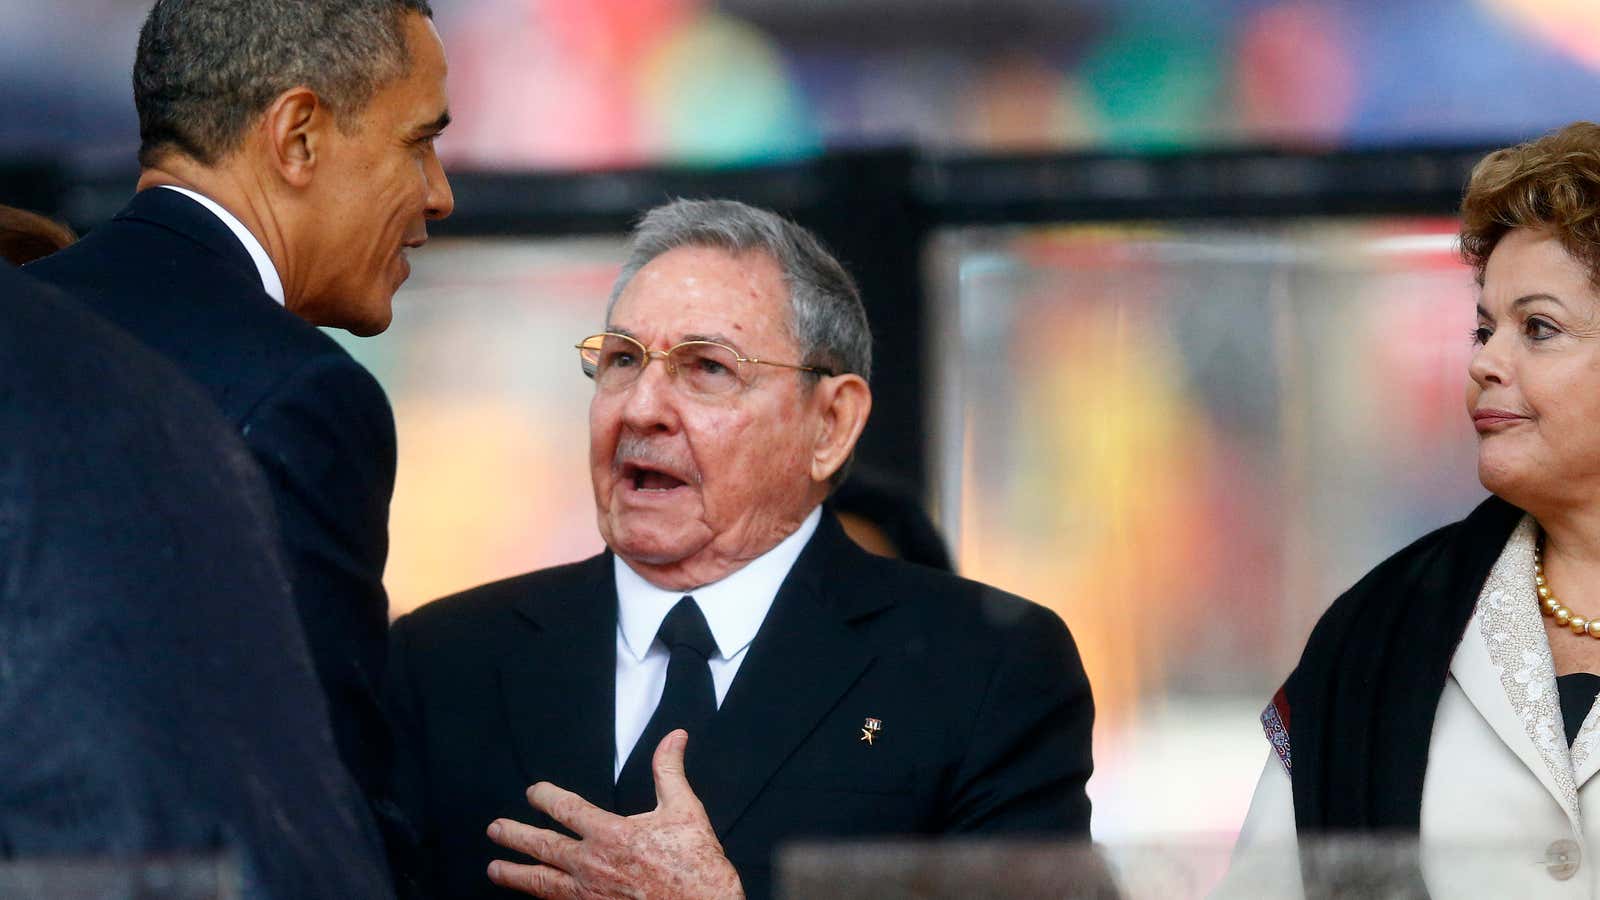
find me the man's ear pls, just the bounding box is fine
[259,87,325,188]
[809,374,872,485]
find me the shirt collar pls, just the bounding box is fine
[158,185,285,306]
[614,506,823,664]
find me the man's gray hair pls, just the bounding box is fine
[607,199,873,383]
[133,0,433,168]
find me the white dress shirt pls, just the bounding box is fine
[158,185,285,306]
[611,506,822,780]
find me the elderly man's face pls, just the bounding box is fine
[298,12,454,335]
[590,245,828,587]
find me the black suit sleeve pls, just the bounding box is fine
[942,601,1095,835]
[239,354,400,843]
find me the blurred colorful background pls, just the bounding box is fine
[5,0,1591,879]
[926,218,1481,840]
[8,0,1600,166]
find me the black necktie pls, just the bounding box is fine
[614,596,717,815]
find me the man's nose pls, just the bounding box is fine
[424,151,454,221]
[619,358,679,432]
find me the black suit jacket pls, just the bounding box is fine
[27,189,399,839]
[0,262,393,898]
[388,512,1094,900]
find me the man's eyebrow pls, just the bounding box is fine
[682,332,744,352]
[411,109,451,138]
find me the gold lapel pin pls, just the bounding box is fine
[860,717,883,745]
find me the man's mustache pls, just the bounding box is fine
[612,434,702,486]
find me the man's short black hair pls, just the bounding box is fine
[133,0,434,168]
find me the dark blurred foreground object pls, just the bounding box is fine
[0,204,75,264]
[780,840,1123,900]
[827,466,954,572]
[780,837,1437,900]
[0,856,237,900]
[0,262,393,899]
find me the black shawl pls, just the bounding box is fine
[1274,495,1525,830]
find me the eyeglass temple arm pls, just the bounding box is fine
[746,358,835,376]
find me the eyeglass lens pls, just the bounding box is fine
[579,334,744,394]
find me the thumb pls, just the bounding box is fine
[652,729,707,815]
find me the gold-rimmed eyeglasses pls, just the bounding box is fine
[576,332,834,395]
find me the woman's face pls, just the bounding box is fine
[1468,227,1600,512]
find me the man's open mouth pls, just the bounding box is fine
[621,462,689,492]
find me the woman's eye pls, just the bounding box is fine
[1471,326,1492,346]
[1526,317,1559,340]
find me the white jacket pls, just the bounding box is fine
[1225,517,1600,898]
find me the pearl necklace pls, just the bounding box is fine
[1535,535,1600,639]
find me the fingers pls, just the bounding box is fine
[487,858,579,899]
[652,729,708,816]
[526,781,618,837]
[488,818,580,871]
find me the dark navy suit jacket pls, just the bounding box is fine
[28,188,400,850]
[388,511,1095,900]
[0,262,392,897]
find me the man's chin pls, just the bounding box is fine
[345,301,394,336]
[607,526,706,570]
[294,294,393,335]
[613,543,692,568]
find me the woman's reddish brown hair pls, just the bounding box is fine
[0,205,76,265]
[1461,122,1600,287]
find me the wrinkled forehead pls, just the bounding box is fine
[1480,228,1600,315]
[605,246,796,351]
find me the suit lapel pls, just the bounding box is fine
[690,513,889,838]
[1452,516,1582,829]
[498,553,619,813]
